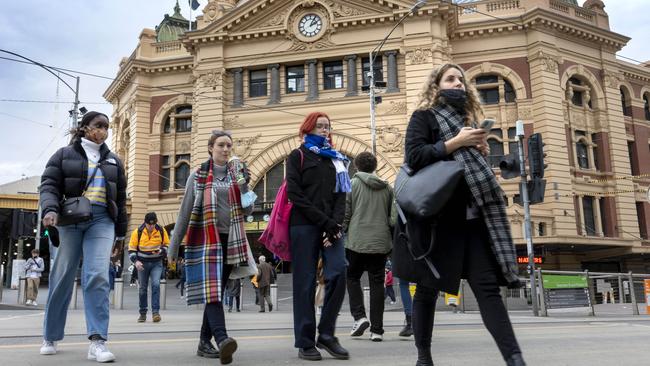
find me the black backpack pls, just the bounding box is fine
[137,223,164,245]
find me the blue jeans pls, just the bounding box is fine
[397,277,413,316]
[44,205,114,341]
[137,260,163,314]
[290,225,346,349]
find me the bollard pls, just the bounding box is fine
[459,280,466,313]
[0,265,4,303]
[69,277,79,310]
[114,278,124,310]
[363,286,370,313]
[537,269,548,317]
[17,276,27,305]
[270,283,278,310]
[618,275,625,304]
[240,282,245,311]
[160,279,167,310]
[628,272,639,315]
[584,270,595,316]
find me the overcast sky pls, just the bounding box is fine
[0,0,648,185]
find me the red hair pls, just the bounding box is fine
[299,112,333,145]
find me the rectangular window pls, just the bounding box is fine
[628,142,638,176]
[599,198,608,237]
[249,69,267,97]
[487,138,504,168]
[161,155,170,192]
[286,65,305,93]
[175,154,190,163]
[582,196,596,236]
[576,142,589,169]
[504,81,516,103]
[572,90,584,106]
[507,127,519,157]
[591,133,600,171]
[176,117,192,133]
[323,61,343,90]
[476,75,498,84]
[636,202,648,239]
[362,56,383,86]
[479,88,499,105]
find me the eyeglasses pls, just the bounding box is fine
[316,123,331,130]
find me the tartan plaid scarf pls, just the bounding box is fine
[184,159,250,304]
[432,105,519,286]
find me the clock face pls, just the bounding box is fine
[299,14,322,37]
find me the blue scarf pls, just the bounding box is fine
[303,134,352,193]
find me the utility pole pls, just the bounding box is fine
[516,120,539,316]
[367,0,426,155]
[72,76,80,128]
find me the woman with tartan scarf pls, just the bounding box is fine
[286,112,351,361]
[395,64,526,366]
[169,130,256,365]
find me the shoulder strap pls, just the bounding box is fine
[137,223,146,248]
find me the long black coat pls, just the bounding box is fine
[393,109,506,294]
[40,138,128,237]
[286,145,346,231]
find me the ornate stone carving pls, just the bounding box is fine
[506,108,518,122]
[177,141,191,152]
[260,11,287,27]
[377,126,403,153]
[382,101,407,115]
[232,134,261,160]
[224,115,244,129]
[533,50,561,73]
[200,69,224,88]
[405,48,432,65]
[327,1,364,17]
[602,70,623,88]
[518,107,533,120]
[150,139,161,151]
[288,33,337,51]
[563,107,569,121]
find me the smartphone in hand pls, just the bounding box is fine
[479,119,495,132]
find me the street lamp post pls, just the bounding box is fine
[367,0,427,154]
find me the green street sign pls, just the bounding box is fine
[543,274,588,289]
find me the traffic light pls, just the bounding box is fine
[499,153,520,179]
[528,133,547,178]
[10,210,38,239]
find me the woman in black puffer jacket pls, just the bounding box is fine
[38,111,126,362]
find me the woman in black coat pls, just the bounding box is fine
[395,64,525,366]
[39,111,127,362]
[286,111,350,361]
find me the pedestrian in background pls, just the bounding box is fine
[24,249,44,306]
[396,63,525,366]
[128,212,169,323]
[257,255,274,312]
[39,111,127,362]
[343,151,395,342]
[396,278,414,337]
[384,267,396,304]
[226,278,241,312]
[286,112,350,361]
[169,130,255,364]
[175,258,186,298]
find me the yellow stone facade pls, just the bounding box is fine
[104,0,650,272]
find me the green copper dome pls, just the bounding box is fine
[155,0,190,42]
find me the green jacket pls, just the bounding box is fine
[343,172,396,254]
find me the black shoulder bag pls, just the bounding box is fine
[58,164,100,226]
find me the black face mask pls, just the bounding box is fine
[438,89,467,111]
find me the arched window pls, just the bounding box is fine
[644,93,650,121]
[473,74,516,105]
[486,129,504,168]
[620,87,632,117]
[175,105,192,132]
[575,131,590,169]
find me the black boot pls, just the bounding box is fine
[196,339,220,358]
[415,347,433,366]
[399,315,413,337]
[506,353,526,366]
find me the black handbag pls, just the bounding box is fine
[394,160,464,218]
[392,206,440,280]
[58,165,100,226]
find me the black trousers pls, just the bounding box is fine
[346,249,386,334]
[290,225,346,348]
[200,234,233,344]
[413,219,521,361]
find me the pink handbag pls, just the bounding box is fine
[258,150,303,261]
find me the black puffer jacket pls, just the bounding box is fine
[40,138,128,237]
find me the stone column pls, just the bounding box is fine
[344,55,358,97]
[267,64,280,105]
[306,59,318,101]
[232,68,243,107]
[385,51,399,93]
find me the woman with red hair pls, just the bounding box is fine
[286,112,351,361]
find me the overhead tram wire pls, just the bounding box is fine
[0,99,109,105]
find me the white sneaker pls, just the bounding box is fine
[26,299,33,305]
[350,317,370,337]
[88,340,116,363]
[40,341,57,355]
[32,301,39,306]
[390,301,396,305]
[370,332,383,342]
